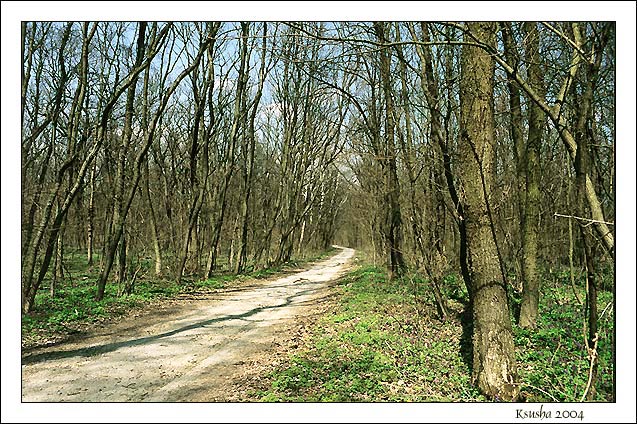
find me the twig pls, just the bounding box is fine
[599,299,613,321]
[554,213,614,226]
[540,22,591,63]
[548,335,562,366]
[514,382,560,402]
[580,332,599,402]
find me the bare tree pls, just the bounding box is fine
[97,23,212,300]
[176,22,222,282]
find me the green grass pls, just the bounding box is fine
[21,264,218,341]
[257,266,486,402]
[512,270,614,402]
[257,263,614,402]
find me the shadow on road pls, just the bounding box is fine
[22,285,323,366]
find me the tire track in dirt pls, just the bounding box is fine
[21,246,355,402]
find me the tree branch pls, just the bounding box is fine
[553,213,614,226]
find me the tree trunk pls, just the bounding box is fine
[488,23,614,256]
[394,28,448,319]
[234,24,266,274]
[117,233,127,287]
[87,162,96,266]
[572,23,606,397]
[576,108,599,400]
[501,22,526,293]
[145,156,162,276]
[97,22,148,300]
[21,24,74,313]
[176,71,208,283]
[206,22,247,277]
[206,175,232,276]
[51,224,65,298]
[518,22,545,329]
[374,21,406,278]
[459,22,518,401]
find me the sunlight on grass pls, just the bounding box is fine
[257,263,614,402]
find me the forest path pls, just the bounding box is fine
[21,246,355,402]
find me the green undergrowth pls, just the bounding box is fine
[511,270,614,402]
[258,262,614,402]
[258,264,486,402]
[22,248,336,347]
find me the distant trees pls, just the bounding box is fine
[21,21,349,309]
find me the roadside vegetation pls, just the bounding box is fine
[258,259,614,402]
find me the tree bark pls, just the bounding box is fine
[97,22,148,298]
[21,23,75,313]
[205,23,247,277]
[176,64,209,283]
[459,22,518,401]
[465,22,615,256]
[141,62,163,277]
[145,159,162,276]
[87,162,96,266]
[234,23,268,274]
[572,22,608,398]
[501,22,526,285]
[394,26,448,319]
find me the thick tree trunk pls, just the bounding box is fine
[459,22,518,401]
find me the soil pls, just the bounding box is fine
[21,247,355,402]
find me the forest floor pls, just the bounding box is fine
[21,247,355,402]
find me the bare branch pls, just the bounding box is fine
[553,213,615,226]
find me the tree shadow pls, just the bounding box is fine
[22,285,322,366]
[458,300,474,375]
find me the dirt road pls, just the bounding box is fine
[21,247,355,402]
